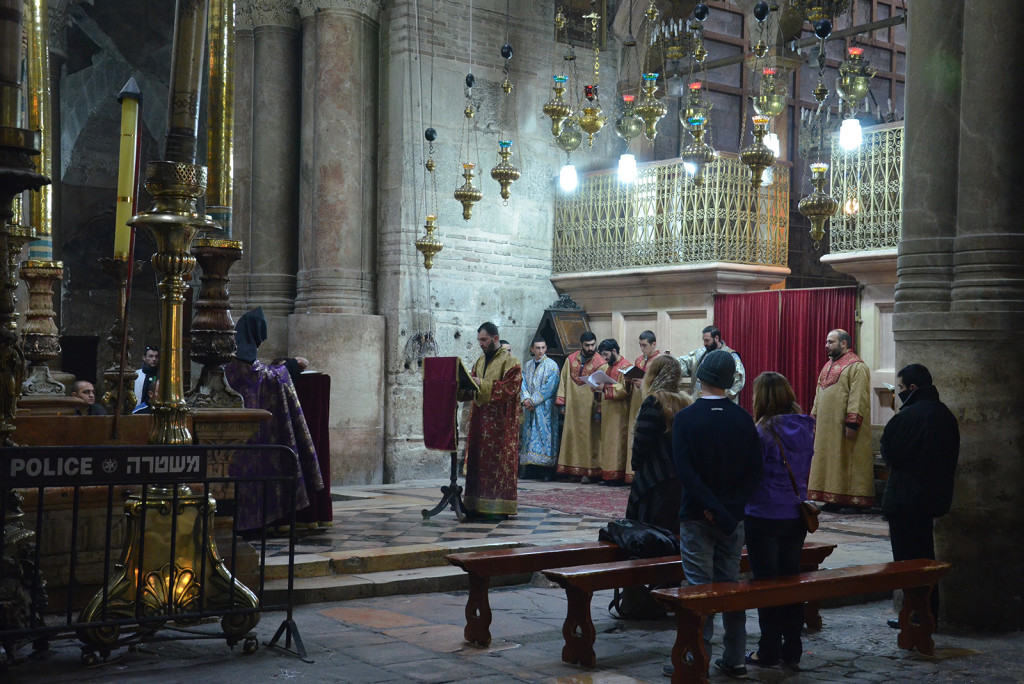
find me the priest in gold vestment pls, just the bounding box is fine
[596,338,632,484]
[461,322,522,516]
[556,331,606,481]
[808,329,876,508]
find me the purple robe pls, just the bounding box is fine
[225,358,325,531]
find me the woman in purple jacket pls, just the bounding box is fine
[744,372,816,668]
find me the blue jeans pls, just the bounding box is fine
[679,519,746,668]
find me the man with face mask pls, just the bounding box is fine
[556,331,607,483]
[808,329,874,509]
[677,326,745,402]
[880,363,959,628]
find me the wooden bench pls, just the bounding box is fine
[541,541,836,668]
[651,559,951,684]
[446,541,625,646]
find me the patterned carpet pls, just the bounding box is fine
[517,485,630,519]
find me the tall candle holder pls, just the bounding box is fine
[19,259,65,395]
[186,237,244,408]
[98,256,143,414]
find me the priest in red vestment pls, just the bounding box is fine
[459,322,522,518]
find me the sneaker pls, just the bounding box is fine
[714,659,747,678]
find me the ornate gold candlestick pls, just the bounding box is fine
[98,256,142,414]
[19,259,65,395]
[187,237,244,408]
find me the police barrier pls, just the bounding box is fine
[0,444,307,666]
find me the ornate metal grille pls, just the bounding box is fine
[552,154,789,274]
[829,122,903,253]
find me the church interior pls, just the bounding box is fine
[1,0,1022,641]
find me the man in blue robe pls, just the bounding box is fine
[519,337,560,481]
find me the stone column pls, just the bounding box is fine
[895,0,1024,630]
[238,0,301,358]
[230,1,253,314]
[289,0,386,484]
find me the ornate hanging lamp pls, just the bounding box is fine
[614,94,643,142]
[790,0,851,23]
[415,215,443,269]
[836,46,876,111]
[490,140,521,202]
[799,162,840,248]
[633,73,667,142]
[454,162,482,220]
[543,75,573,138]
[679,80,715,185]
[578,9,607,147]
[740,114,776,187]
[754,67,786,118]
[490,27,521,205]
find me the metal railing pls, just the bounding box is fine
[829,121,903,253]
[0,444,307,666]
[552,153,790,274]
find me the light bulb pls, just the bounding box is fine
[764,132,780,158]
[559,164,578,192]
[617,154,637,184]
[683,162,697,176]
[839,118,862,151]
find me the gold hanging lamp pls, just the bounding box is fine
[454,162,482,220]
[614,94,643,142]
[633,73,667,142]
[490,140,521,202]
[543,75,573,138]
[578,9,606,147]
[836,46,876,110]
[680,81,715,185]
[754,67,786,118]
[740,114,776,188]
[415,215,443,269]
[799,162,840,248]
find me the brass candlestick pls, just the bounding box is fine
[187,237,244,408]
[19,259,65,395]
[98,256,142,414]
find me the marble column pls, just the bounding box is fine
[230,1,253,314]
[896,0,1024,630]
[290,0,385,484]
[236,0,301,359]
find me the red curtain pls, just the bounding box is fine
[779,287,857,416]
[713,290,781,413]
[714,287,856,416]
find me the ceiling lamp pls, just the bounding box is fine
[740,114,776,187]
[799,162,840,248]
[559,163,578,193]
[543,75,573,138]
[415,215,443,270]
[839,117,862,150]
[836,46,876,111]
[789,0,851,23]
[614,94,643,143]
[454,162,482,220]
[679,80,715,185]
[754,67,786,118]
[490,140,521,202]
[578,10,607,147]
[634,73,667,142]
[617,153,638,184]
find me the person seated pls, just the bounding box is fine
[71,380,107,416]
[131,379,159,415]
[224,307,324,532]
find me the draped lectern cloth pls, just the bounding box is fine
[423,357,477,451]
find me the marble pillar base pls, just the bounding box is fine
[288,312,385,484]
[895,310,1024,630]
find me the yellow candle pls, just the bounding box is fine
[114,78,141,259]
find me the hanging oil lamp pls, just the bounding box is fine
[633,73,667,142]
[754,67,786,118]
[454,163,482,220]
[740,114,776,187]
[836,46,876,110]
[415,215,443,270]
[542,75,573,138]
[614,94,643,142]
[798,162,840,248]
[680,81,715,185]
[578,84,607,147]
[490,140,521,203]
[557,118,583,153]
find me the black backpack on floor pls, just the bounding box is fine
[597,519,680,620]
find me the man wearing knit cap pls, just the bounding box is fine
[669,349,763,678]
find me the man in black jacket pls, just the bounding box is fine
[881,363,959,627]
[671,349,763,677]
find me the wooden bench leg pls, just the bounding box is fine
[804,600,823,631]
[670,609,709,684]
[897,585,936,655]
[464,573,492,647]
[561,586,597,668]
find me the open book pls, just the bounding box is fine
[622,365,646,381]
[584,370,616,388]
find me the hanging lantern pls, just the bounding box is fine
[490,140,521,203]
[633,73,667,142]
[799,162,840,248]
[415,215,443,270]
[754,67,786,118]
[556,119,583,153]
[614,94,643,142]
[543,75,573,138]
[453,163,482,220]
[679,81,715,185]
[790,0,851,23]
[739,114,776,187]
[836,47,876,110]
[578,85,607,148]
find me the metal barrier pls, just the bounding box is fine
[0,444,307,666]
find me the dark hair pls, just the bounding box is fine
[898,363,932,389]
[499,339,510,346]
[639,330,656,344]
[580,331,597,343]
[531,337,547,347]
[834,329,853,348]
[752,371,802,423]
[702,325,721,340]
[597,338,620,354]
[478,322,499,337]
[144,345,159,353]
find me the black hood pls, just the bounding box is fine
[235,307,267,363]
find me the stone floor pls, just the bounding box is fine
[6,478,1014,683]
